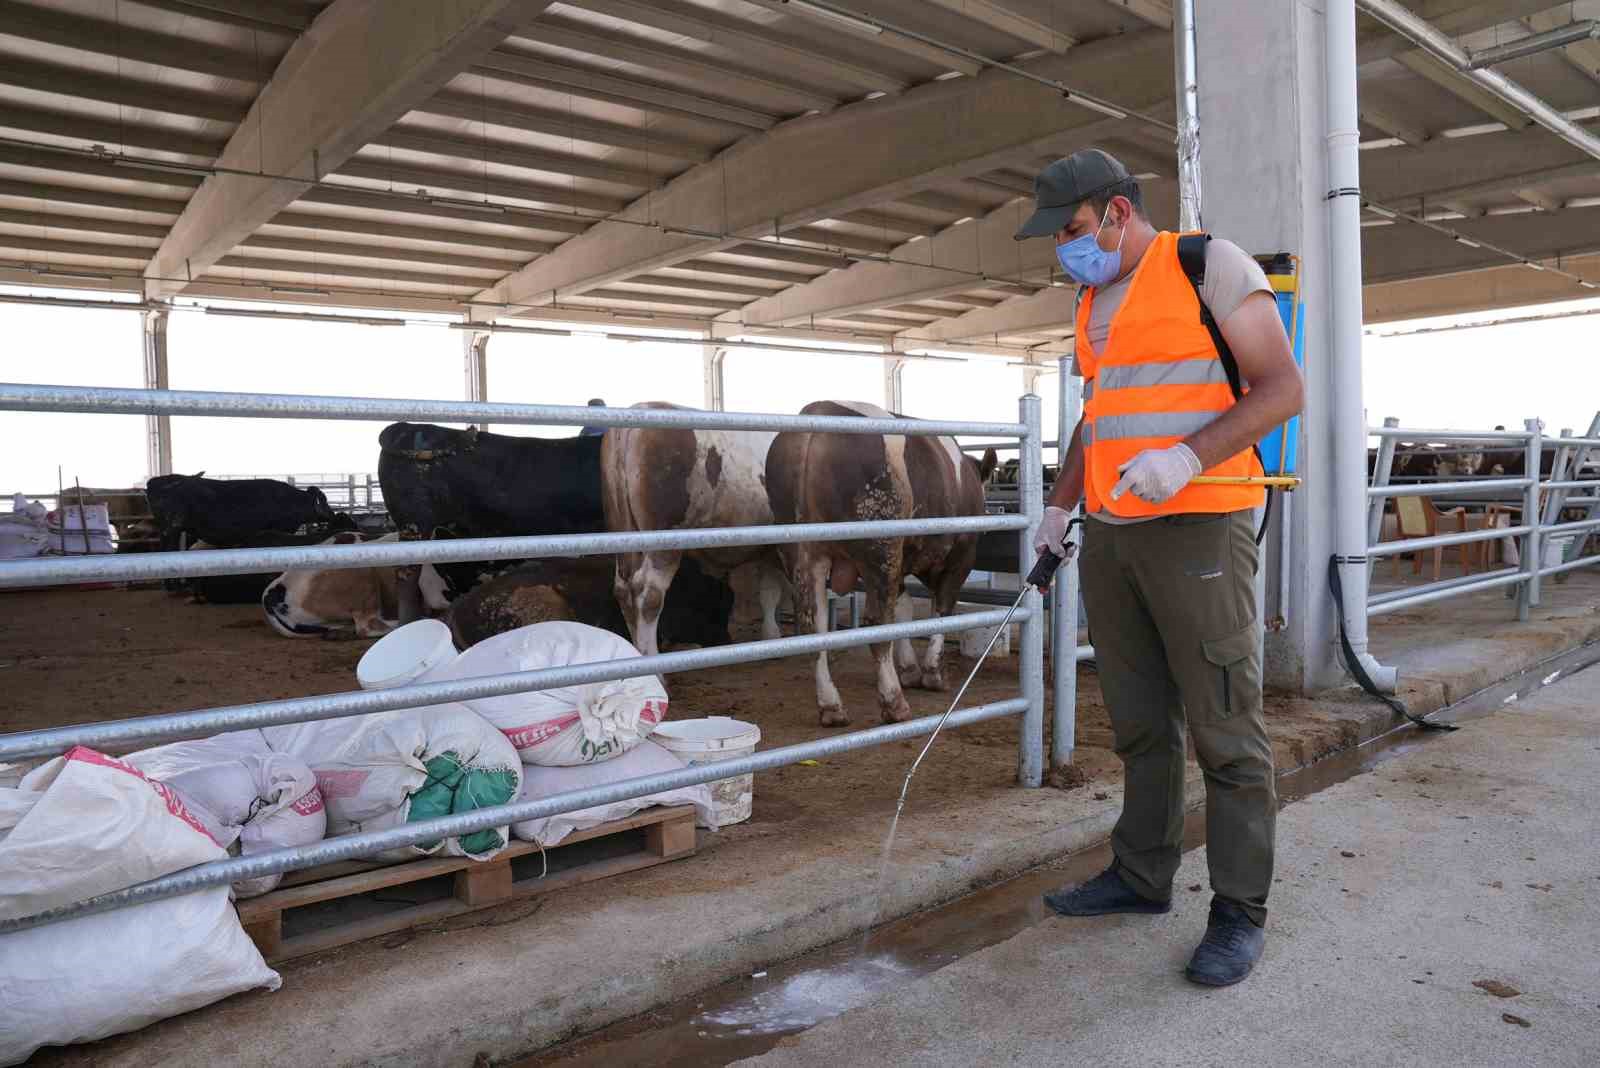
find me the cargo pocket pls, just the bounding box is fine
[1200,624,1256,721]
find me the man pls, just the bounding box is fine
[1017,149,1304,986]
[579,398,608,437]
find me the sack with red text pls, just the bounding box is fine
[434,621,667,766]
[126,729,328,898]
[0,747,280,1065]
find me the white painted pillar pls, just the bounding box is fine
[883,355,906,412]
[1196,0,1345,694]
[142,306,172,479]
[702,344,727,410]
[463,311,490,431]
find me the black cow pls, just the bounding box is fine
[378,423,605,539]
[145,473,337,552]
[447,555,735,650]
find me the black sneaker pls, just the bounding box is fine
[1043,865,1171,917]
[1184,898,1265,986]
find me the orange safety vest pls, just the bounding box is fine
[1076,230,1265,518]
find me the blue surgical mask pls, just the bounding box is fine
[1055,205,1125,288]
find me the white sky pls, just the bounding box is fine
[3,287,1598,497]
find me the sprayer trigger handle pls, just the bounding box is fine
[1027,549,1064,591]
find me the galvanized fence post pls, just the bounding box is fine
[1366,416,1399,581]
[1017,393,1045,788]
[1050,365,1081,772]
[1519,417,1542,620]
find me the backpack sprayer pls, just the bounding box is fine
[894,522,1082,815]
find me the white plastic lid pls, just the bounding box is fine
[357,619,458,690]
[651,715,761,751]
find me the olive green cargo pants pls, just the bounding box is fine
[1079,510,1275,925]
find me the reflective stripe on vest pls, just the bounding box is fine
[1096,410,1216,442]
[1098,357,1228,393]
[1074,230,1264,519]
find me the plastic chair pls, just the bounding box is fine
[1392,495,1469,581]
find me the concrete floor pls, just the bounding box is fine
[739,673,1600,1067]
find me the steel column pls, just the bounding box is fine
[1173,0,1203,231]
[1050,363,1081,772]
[883,355,906,412]
[1017,393,1045,787]
[141,306,171,478]
[463,322,490,432]
[703,344,727,411]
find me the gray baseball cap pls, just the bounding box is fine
[1013,149,1131,240]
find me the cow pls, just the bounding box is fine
[261,533,451,639]
[378,422,605,539]
[446,555,735,650]
[600,402,788,658]
[184,517,359,604]
[145,473,337,552]
[766,400,997,726]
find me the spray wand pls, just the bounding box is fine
[894,520,1082,817]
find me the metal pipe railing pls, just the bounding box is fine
[1365,412,1600,620]
[1017,395,1046,788]
[1368,477,1532,498]
[1368,565,1523,607]
[1051,364,1082,773]
[1369,425,1533,443]
[1368,569,1530,617]
[0,696,1029,935]
[1366,524,1533,558]
[0,515,1027,588]
[0,383,1025,438]
[0,606,1029,762]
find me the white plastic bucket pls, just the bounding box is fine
[650,716,761,827]
[1543,535,1574,570]
[357,619,458,691]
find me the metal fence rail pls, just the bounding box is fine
[1367,415,1600,620]
[0,379,1050,933]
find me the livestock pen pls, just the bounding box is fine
[0,382,1055,932]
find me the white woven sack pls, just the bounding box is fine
[0,747,280,1065]
[126,730,327,898]
[436,621,668,766]
[262,704,520,861]
[511,739,717,846]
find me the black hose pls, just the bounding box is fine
[1327,555,1457,731]
[1256,487,1274,546]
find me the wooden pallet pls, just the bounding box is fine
[236,805,697,964]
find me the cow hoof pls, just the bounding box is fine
[898,666,924,688]
[880,696,913,723]
[919,671,947,692]
[819,703,851,727]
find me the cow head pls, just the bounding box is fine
[306,487,336,523]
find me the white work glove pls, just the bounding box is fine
[1033,505,1072,558]
[1111,443,1202,505]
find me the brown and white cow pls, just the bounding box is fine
[601,402,788,657]
[261,533,450,639]
[766,400,997,726]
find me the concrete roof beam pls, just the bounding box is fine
[477,29,1172,313]
[143,0,561,299]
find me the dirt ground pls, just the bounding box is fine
[1,586,1359,833]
